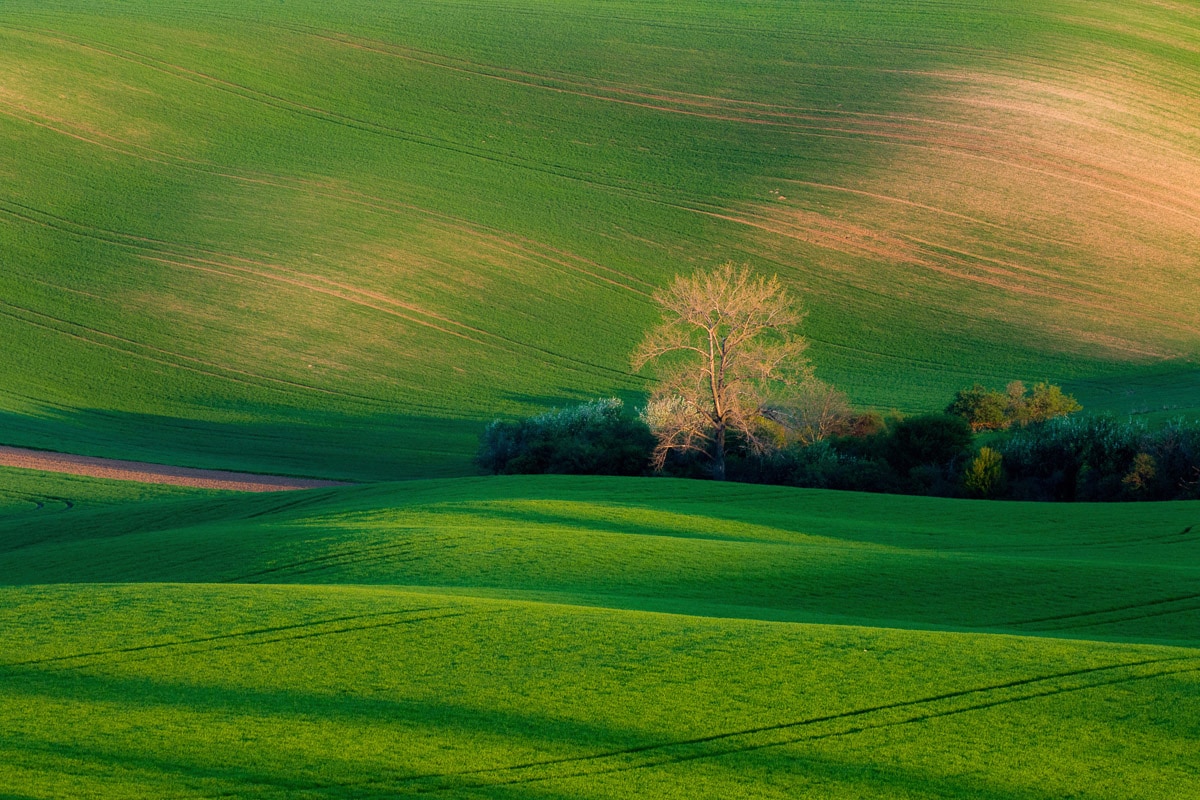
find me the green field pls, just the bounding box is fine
[4,1,1200,796]
[2,470,1198,797]
[2,0,1199,478]
[6,586,1198,799]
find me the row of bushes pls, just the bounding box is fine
[733,415,1200,501]
[476,398,1200,502]
[476,398,655,477]
[998,415,1200,501]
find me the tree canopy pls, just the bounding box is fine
[947,381,1081,431]
[632,263,811,480]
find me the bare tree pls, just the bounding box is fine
[632,262,811,480]
[780,378,853,446]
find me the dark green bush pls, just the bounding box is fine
[884,414,974,475]
[999,415,1150,501]
[1000,416,1098,501]
[729,440,905,494]
[477,392,1200,501]
[477,399,655,476]
[1142,419,1200,500]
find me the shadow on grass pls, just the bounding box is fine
[0,405,483,482]
[0,649,1182,800]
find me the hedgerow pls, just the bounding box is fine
[476,399,655,476]
[482,396,1200,501]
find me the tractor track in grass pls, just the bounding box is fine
[0,74,656,300]
[478,660,1200,791]
[220,535,468,584]
[0,297,393,408]
[0,94,654,299]
[0,492,43,512]
[972,524,1200,554]
[383,655,1200,793]
[716,200,1196,337]
[23,18,1200,233]
[157,657,1190,800]
[241,489,347,519]
[0,197,647,387]
[9,16,1200,229]
[1045,602,1200,633]
[0,606,470,672]
[0,24,674,207]
[92,610,480,672]
[0,445,350,492]
[0,609,440,667]
[135,253,644,384]
[0,489,340,557]
[281,22,1048,141]
[1002,591,1200,632]
[14,22,1195,353]
[0,490,74,513]
[24,21,1177,221]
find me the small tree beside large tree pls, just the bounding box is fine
[632,262,812,480]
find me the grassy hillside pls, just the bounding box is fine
[5,584,1198,799]
[1,470,1198,797]
[0,463,209,514]
[2,0,1198,478]
[5,2,1198,794]
[4,473,1200,645]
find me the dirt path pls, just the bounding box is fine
[0,445,352,492]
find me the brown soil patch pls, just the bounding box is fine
[0,445,350,492]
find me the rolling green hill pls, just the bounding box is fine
[5,3,1200,796]
[2,0,1198,478]
[1,470,1198,797]
[5,473,1200,646]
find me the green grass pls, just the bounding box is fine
[3,1,1200,794]
[1,0,1198,478]
[4,584,1197,799]
[5,473,1199,644]
[1,471,1198,797]
[0,463,209,516]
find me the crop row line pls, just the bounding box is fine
[393,655,1200,793]
[0,190,645,387]
[1,606,465,672]
[220,534,461,584]
[1004,590,1200,630]
[0,93,659,301]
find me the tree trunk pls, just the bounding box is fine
[712,423,726,481]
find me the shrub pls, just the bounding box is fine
[1141,418,1200,500]
[1000,417,1083,501]
[1121,453,1157,497]
[1026,382,1083,423]
[477,393,1200,502]
[963,447,1005,498]
[998,415,1143,501]
[827,456,906,494]
[786,440,845,488]
[730,440,839,487]
[733,440,905,494]
[774,379,855,446]
[946,384,1008,431]
[946,380,1080,431]
[477,399,655,476]
[884,414,974,476]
